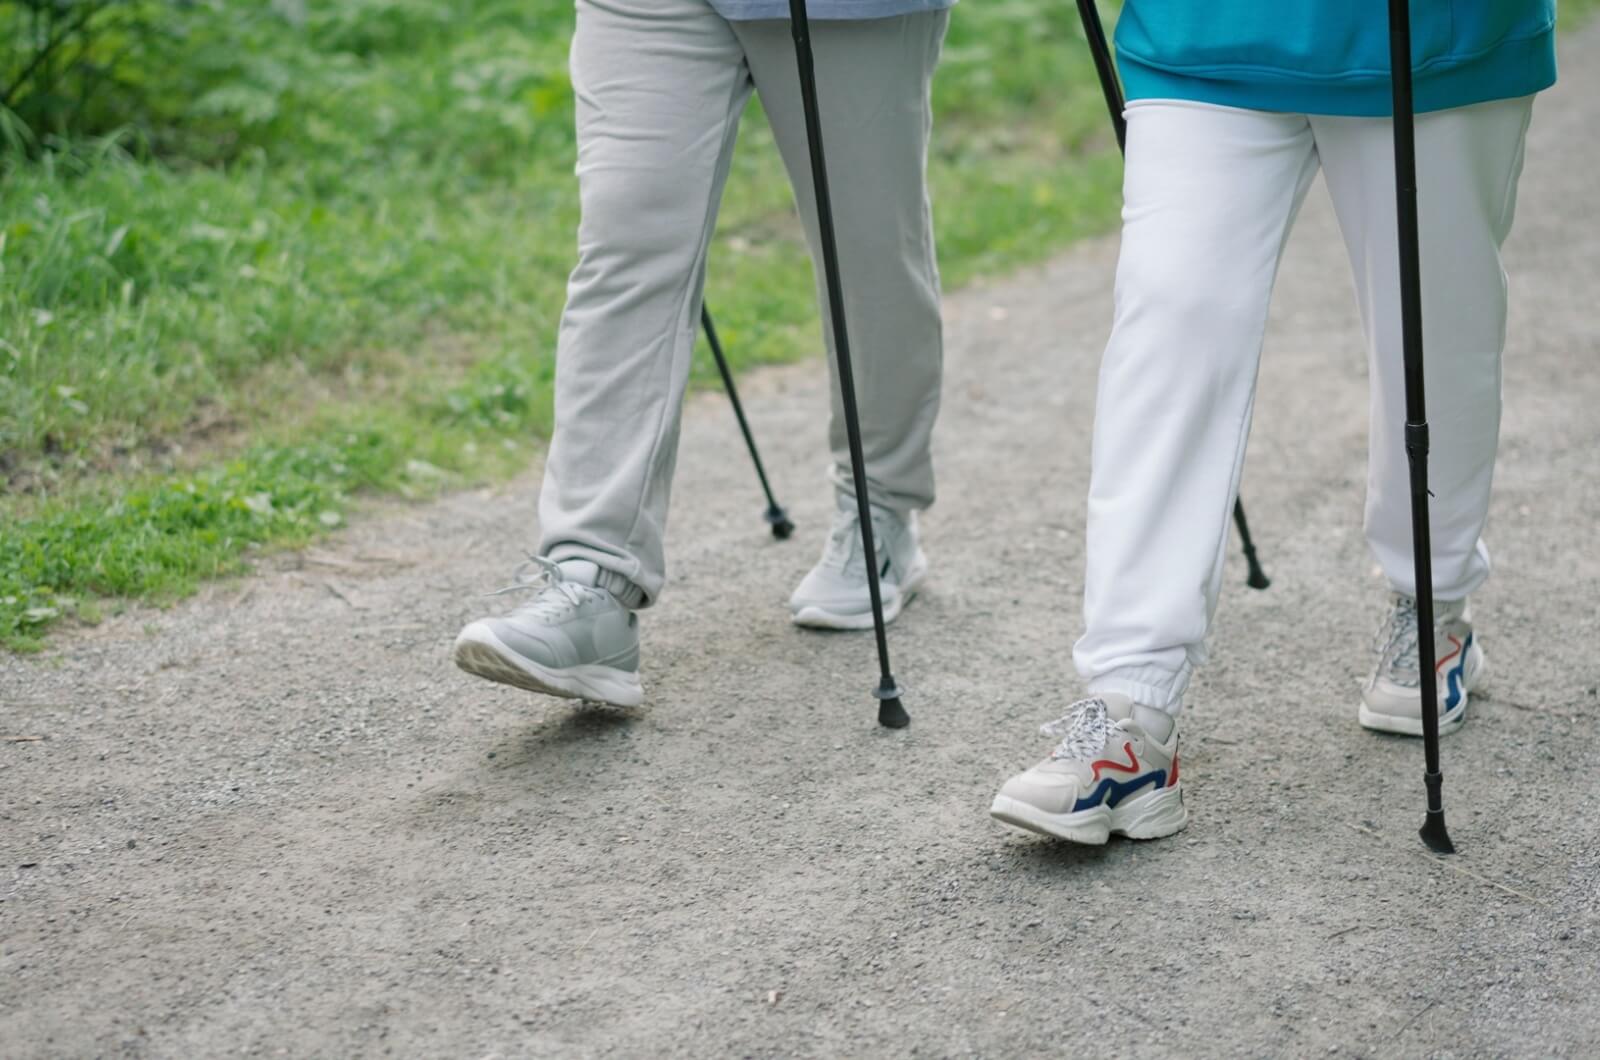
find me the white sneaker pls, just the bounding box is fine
[453,557,644,707]
[990,694,1188,845]
[789,495,928,630]
[1359,593,1485,737]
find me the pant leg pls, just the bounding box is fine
[1311,97,1534,602]
[537,0,753,606]
[1074,102,1320,712]
[733,12,947,512]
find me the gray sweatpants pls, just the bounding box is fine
[537,0,947,608]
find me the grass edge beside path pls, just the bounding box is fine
[1,4,1128,652]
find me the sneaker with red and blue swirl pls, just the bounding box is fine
[989,694,1187,844]
[1359,593,1485,737]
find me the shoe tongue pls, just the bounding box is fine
[1098,693,1135,722]
[1097,694,1175,742]
[557,559,602,587]
[1394,592,1467,624]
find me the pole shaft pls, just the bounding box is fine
[787,0,897,690]
[1075,0,1126,149]
[702,305,782,512]
[1388,0,1447,810]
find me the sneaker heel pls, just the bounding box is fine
[1113,785,1188,840]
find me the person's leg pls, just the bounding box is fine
[1072,101,1320,713]
[735,12,947,629]
[535,0,754,608]
[1313,96,1533,735]
[1314,97,1533,602]
[455,0,752,705]
[993,102,1320,845]
[736,12,946,513]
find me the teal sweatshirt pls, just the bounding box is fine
[1115,2,1557,116]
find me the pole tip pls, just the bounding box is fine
[766,506,795,540]
[1419,810,1455,854]
[874,676,908,728]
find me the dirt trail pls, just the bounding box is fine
[5,23,1599,1058]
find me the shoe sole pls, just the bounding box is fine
[790,557,928,631]
[453,626,644,708]
[989,785,1188,845]
[1358,644,1485,737]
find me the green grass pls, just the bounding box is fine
[6,1,1592,650]
[1568,0,1600,22]
[0,1,1126,650]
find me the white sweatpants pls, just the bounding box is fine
[1076,97,1534,712]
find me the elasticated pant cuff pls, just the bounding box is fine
[554,557,648,610]
[1087,664,1190,716]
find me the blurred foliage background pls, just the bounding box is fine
[2,0,1588,648]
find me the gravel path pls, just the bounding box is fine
[5,24,1599,1059]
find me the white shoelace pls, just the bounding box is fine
[485,555,591,621]
[1373,595,1422,686]
[1041,697,1113,761]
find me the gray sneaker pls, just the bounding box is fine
[453,557,643,707]
[789,495,928,630]
[1359,593,1485,737]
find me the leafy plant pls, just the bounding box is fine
[1,0,574,163]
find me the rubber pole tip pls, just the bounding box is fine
[1246,568,1271,591]
[877,697,910,729]
[1419,810,1456,854]
[766,507,795,540]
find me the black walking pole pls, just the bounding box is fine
[1231,498,1270,591]
[701,304,796,540]
[1388,0,1454,855]
[785,0,908,729]
[1075,0,1271,591]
